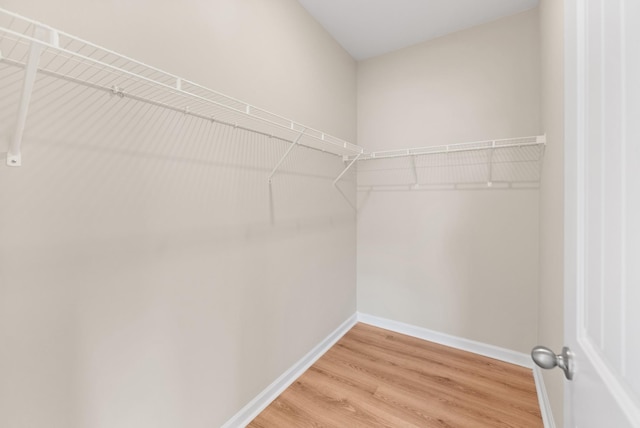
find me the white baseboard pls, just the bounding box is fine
[222,312,553,427]
[532,366,557,428]
[357,313,559,426]
[357,312,533,368]
[220,313,358,428]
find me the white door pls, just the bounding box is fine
[565,0,640,426]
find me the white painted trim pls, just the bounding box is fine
[357,313,563,425]
[533,366,557,428]
[224,312,553,427]
[220,313,358,428]
[357,312,533,368]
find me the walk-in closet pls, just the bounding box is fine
[2,0,639,427]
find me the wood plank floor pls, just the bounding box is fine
[248,323,542,427]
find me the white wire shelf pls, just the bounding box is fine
[351,135,545,161]
[0,8,546,192]
[0,8,364,167]
[355,135,546,190]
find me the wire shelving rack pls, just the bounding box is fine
[355,135,546,190]
[0,8,363,170]
[0,7,546,190]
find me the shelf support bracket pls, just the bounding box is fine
[538,135,547,180]
[487,140,496,187]
[410,155,419,189]
[6,26,54,167]
[333,153,361,187]
[268,129,305,183]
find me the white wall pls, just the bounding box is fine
[0,1,357,427]
[357,10,542,353]
[538,0,565,423]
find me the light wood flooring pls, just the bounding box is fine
[249,323,542,427]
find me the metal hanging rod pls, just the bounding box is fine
[0,8,364,166]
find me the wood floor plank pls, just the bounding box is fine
[331,335,539,423]
[301,367,426,428]
[248,323,543,427]
[324,344,521,426]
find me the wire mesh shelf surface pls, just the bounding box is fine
[356,135,546,190]
[0,7,363,166]
[0,7,546,191]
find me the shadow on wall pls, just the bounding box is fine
[0,62,358,427]
[0,67,358,231]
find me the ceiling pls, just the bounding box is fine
[297,0,539,60]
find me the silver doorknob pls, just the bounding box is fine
[531,346,574,380]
